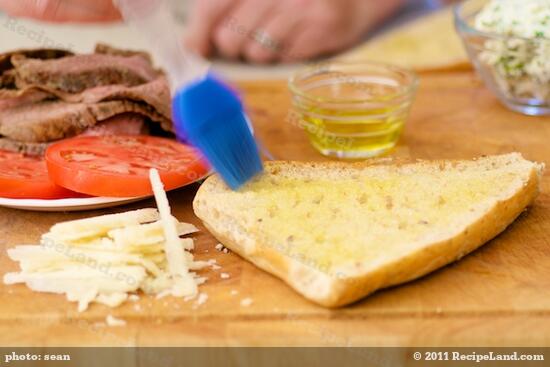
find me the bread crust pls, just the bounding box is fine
[193,156,542,307]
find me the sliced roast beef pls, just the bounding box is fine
[0,113,147,155]
[0,101,95,142]
[0,138,51,156]
[0,99,170,143]
[1,49,73,91]
[36,75,171,122]
[13,53,159,93]
[0,70,15,89]
[0,45,173,155]
[88,100,169,128]
[94,43,153,65]
[76,76,172,130]
[0,88,52,109]
[0,48,73,75]
[81,113,148,136]
[0,76,171,122]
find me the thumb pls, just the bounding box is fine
[34,0,62,20]
[0,0,121,22]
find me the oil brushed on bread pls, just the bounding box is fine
[193,153,544,307]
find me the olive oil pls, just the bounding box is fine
[298,102,408,159]
[289,63,417,159]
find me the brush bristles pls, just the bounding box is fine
[171,74,263,189]
[192,112,263,189]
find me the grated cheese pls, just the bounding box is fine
[196,292,208,306]
[3,169,213,312]
[106,314,126,327]
[149,169,188,276]
[47,208,159,242]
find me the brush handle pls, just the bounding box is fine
[114,0,210,92]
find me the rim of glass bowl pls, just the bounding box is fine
[288,60,418,105]
[454,0,550,42]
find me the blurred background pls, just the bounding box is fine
[0,0,459,79]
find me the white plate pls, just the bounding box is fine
[0,195,151,212]
[0,171,211,212]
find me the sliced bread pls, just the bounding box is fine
[193,153,544,307]
[339,7,469,71]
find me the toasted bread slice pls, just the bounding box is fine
[193,153,544,307]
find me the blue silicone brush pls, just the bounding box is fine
[116,0,263,189]
[171,75,263,189]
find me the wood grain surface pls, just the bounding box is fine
[0,71,549,347]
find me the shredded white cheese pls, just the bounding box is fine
[206,259,221,270]
[128,294,140,302]
[196,292,208,306]
[47,208,159,241]
[149,169,189,276]
[106,314,126,327]
[3,169,212,312]
[240,298,253,307]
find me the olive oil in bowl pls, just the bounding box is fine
[289,62,418,159]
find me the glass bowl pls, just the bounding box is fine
[454,0,550,116]
[288,61,418,159]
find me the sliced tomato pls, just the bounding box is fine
[45,135,209,197]
[0,150,80,199]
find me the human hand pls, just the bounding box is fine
[185,0,404,63]
[0,0,120,23]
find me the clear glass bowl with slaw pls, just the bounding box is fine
[454,0,550,116]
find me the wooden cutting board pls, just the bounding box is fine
[0,71,549,348]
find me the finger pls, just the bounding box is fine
[0,0,46,18]
[242,10,301,63]
[280,26,335,63]
[0,0,120,22]
[185,0,237,57]
[45,0,121,22]
[212,0,275,60]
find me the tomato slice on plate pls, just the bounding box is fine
[45,135,210,197]
[0,150,80,199]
